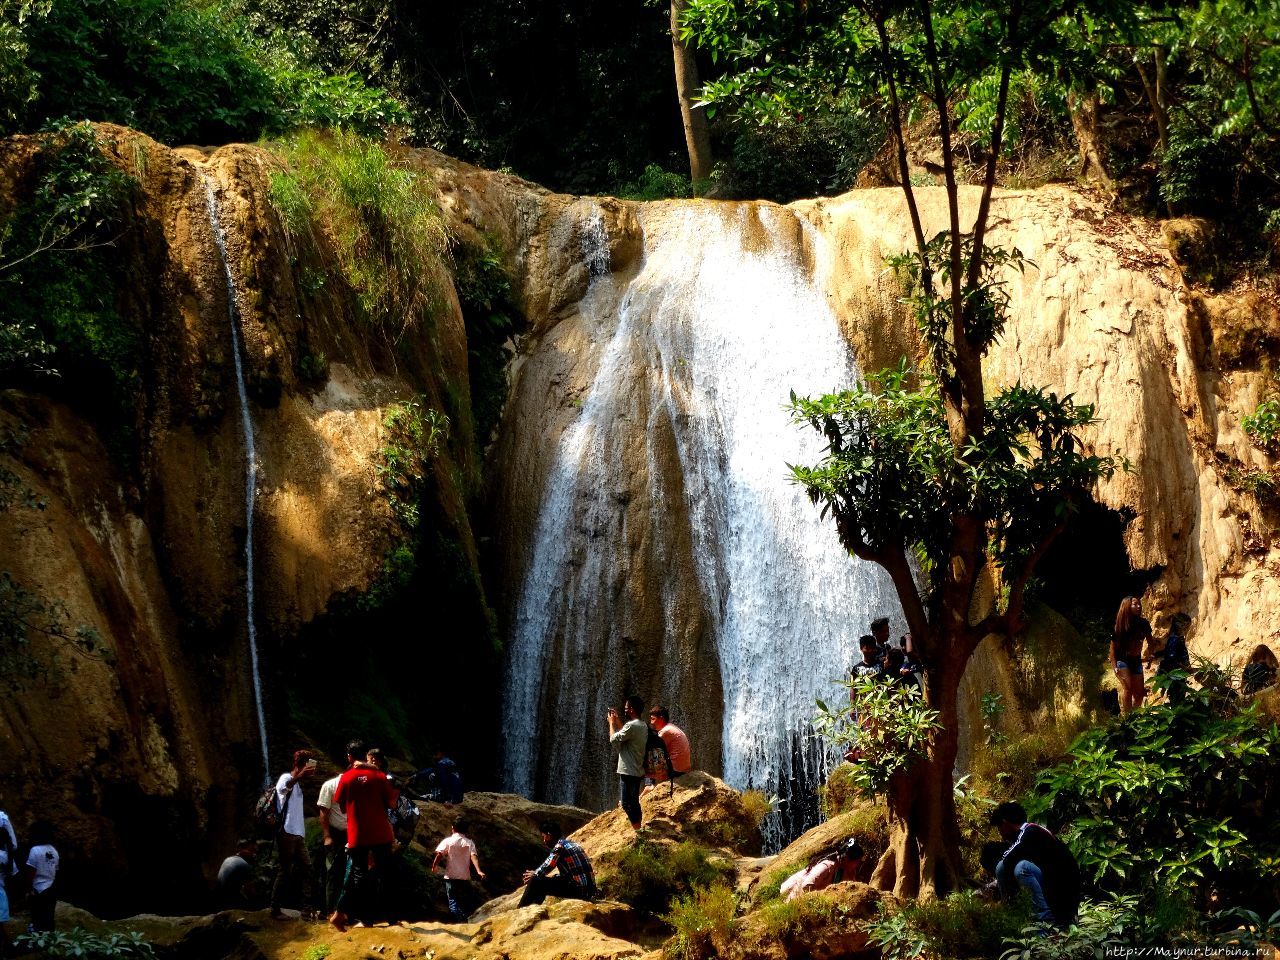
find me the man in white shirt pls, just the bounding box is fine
[25,821,59,932]
[432,817,486,921]
[270,749,318,920]
[317,740,363,914]
[0,810,16,851]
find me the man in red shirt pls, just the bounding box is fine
[329,748,398,931]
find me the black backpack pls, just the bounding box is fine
[643,729,675,797]
[253,781,293,835]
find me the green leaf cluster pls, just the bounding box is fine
[790,363,1121,593]
[1026,683,1280,908]
[813,674,942,797]
[1243,396,1280,450]
[15,926,154,959]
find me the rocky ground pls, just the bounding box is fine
[26,776,886,960]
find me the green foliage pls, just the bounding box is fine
[1027,685,1280,909]
[981,692,1008,746]
[601,841,736,917]
[790,362,1122,599]
[301,947,332,960]
[453,235,520,450]
[1244,397,1280,450]
[0,121,140,437]
[377,398,449,531]
[863,891,1030,960]
[999,896,1139,960]
[0,570,107,690]
[268,130,448,344]
[813,674,941,798]
[15,927,155,959]
[614,164,693,201]
[0,0,405,141]
[715,96,884,202]
[663,883,738,960]
[1213,906,1280,950]
[757,890,840,940]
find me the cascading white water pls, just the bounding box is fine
[200,172,271,788]
[503,202,902,846]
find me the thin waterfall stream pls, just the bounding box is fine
[503,203,902,848]
[200,170,271,787]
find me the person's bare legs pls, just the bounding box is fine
[1116,666,1134,713]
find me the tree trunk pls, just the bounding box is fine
[1066,89,1114,190]
[869,645,966,899]
[670,0,713,190]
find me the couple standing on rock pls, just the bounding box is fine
[606,697,692,831]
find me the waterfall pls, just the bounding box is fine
[503,203,902,847]
[200,172,271,788]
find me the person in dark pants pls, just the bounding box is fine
[432,818,486,921]
[270,749,318,920]
[519,821,596,907]
[24,821,59,933]
[989,802,1080,929]
[607,696,648,831]
[329,749,398,931]
[317,740,364,913]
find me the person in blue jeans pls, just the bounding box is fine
[989,802,1080,929]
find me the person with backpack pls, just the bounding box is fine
[317,740,363,914]
[778,839,863,901]
[519,821,596,906]
[607,696,648,832]
[329,747,398,932]
[24,821,59,933]
[270,749,319,921]
[642,706,690,797]
[432,818,486,921]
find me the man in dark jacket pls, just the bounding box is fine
[989,802,1080,928]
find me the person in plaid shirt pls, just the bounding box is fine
[518,820,597,906]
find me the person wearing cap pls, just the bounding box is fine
[778,839,864,901]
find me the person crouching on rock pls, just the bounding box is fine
[519,820,597,907]
[607,696,648,831]
[778,839,863,902]
[989,801,1080,929]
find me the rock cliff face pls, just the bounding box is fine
[2,127,1275,911]
[0,128,489,912]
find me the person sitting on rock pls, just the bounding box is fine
[1243,644,1278,696]
[519,821,597,907]
[989,802,1080,929]
[642,706,692,795]
[778,839,863,901]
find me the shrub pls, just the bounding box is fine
[758,890,841,939]
[267,130,450,346]
[863,893,1029,960]
[999,896,1139,960]
[663,883,738,960]
[15,928,155,959]
[1244,397,1280,450]
[601,841,735,916]
[614,164,692,201]
[1026,683,1280,912]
